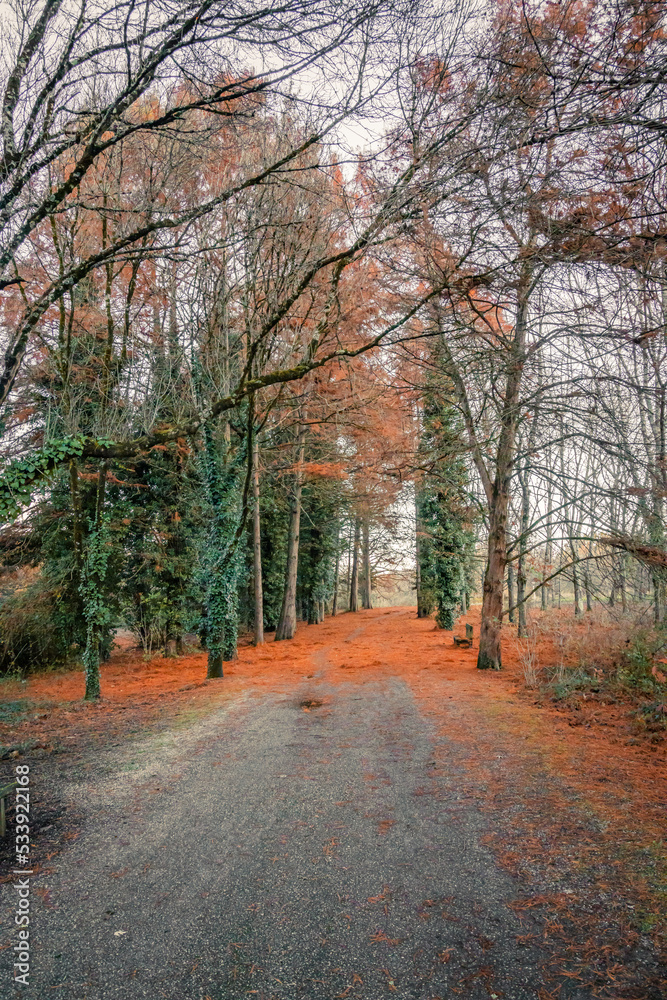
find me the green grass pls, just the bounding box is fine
[0,699,33,723]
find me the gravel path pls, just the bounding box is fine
[0,634,586,1000]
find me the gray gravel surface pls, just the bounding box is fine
[0,672,588,999]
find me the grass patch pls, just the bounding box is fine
[549,668,599,702]
[0,699,33,723]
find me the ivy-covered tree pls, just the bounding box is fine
[199,417,248,678]
[257,491,289,633]
[298,482,341,624]
[416,387,473,630]
[116,446,201,655]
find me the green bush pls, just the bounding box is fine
[619,630,666,695]
[549,667,598,702]
[638,701,667,730]
[0,569,78,675]
[121,586,171,655]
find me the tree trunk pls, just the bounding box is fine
[346,520,353,609]
[507,561,515,624]
[332,522,340,616]
[653,570,663,624]
[559,420,581,618]
[69,460,84,579]
[572,565,582,617]
[415,494,425,617]
[361,516,372,609]
[542,479,553,610]
[584,540,593,612]
[83,466,109,700]
[275,422,307,641]
[517,556,527,637]
[349,517,360,612]
[619,552,627,612]
[476,283,529,670]
[477,500,508,670]
[307,587,319,624]
[207,652,223,678]
[517,441,534,638]
[203,418,242,679]
[252,432,264,645]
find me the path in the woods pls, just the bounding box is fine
[1,609,660,999]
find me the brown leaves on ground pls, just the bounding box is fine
[369,930,403,945]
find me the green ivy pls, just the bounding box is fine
[80,515,113,700]
[258,490,289,631]
[0,436,117,524]
[200,419,246,676]
[417,382,474,630]
[298,485,340,622]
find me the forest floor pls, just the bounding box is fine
[0,607,665,999]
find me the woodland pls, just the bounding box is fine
[0,0,667,709]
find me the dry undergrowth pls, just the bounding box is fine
[511,607,667,744]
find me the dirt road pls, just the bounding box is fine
[0,609,663,998]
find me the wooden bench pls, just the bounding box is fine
[0,781,17,837]
[453,624,474,649]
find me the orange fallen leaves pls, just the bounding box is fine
[370,931,402,945]
[381,969,397,991]
[335,978,363,1000]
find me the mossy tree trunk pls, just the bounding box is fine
[415,509,426,618]
[252,429,264,646]
[81,467,110,700]
[202,420,243,678]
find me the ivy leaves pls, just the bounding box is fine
[80,515,113,700]
[0,436,116,523]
